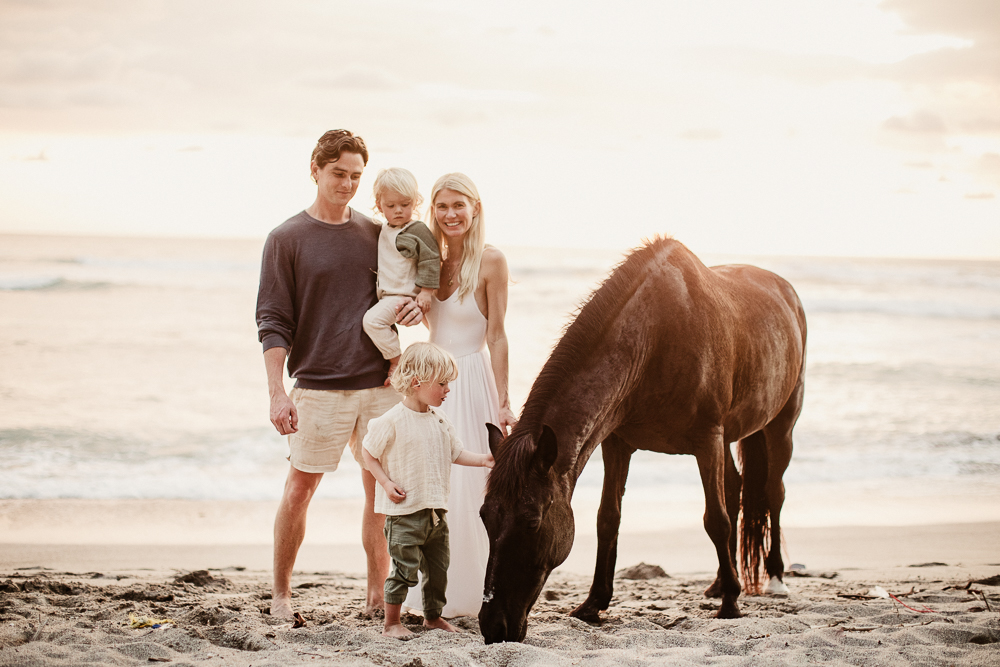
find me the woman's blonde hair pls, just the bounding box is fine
[372,168,423,222]
[390,342,458,396]
[427,172,484,302]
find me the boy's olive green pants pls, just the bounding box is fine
[384,508,450,620]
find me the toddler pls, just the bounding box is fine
[362,168,440,383]
[361,342,494,638]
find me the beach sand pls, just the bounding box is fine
[2,500,999,666]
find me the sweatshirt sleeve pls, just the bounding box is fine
[395,222,441,289]
[255,233,296,351]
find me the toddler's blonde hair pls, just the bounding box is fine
[373,167,424,218]
[391,342,458,396]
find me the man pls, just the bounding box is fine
[256,129,420,618]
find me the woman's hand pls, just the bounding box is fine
[498,406,518,435]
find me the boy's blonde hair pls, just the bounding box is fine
[427,172,484,302]
[373,167,424,217]
[391,342,458,396]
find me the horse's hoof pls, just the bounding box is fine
[764,576,789,596]
[704,579,723,598]
[715,600,742,619]
[569,603,602,625]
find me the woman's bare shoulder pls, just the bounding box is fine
[481,245,508,274]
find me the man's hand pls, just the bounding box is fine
[383,482,407,503]
[270,392,298,435]
[394,297,423,327]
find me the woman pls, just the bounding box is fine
[404,173,517,618]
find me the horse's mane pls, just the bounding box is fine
[488,236,682,499]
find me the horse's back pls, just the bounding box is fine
[628,244,806,444]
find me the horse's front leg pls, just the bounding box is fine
[696,433,742,619]
[570,434,633,623]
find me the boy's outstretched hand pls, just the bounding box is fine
[454,450,494,469]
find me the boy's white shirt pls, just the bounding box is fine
[376,220,420,298]
[362,401,464,516]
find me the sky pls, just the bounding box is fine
[0,0,998,258]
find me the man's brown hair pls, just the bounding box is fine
[311,129,369,168]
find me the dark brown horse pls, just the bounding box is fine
[478,238,806,644]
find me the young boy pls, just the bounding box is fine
[361,342,494,638]
[362,168,441,384]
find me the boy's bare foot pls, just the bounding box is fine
[423,617,458,632]
[384,357,400,387]
[270,595,294,619]
[383,622,414,638]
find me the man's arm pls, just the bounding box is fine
[264,346,297,435]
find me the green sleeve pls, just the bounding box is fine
[395,222,441,289]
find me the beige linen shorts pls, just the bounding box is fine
[287,385,400,473]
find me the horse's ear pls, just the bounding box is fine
[485,423,505,457]
[534,425,559,473]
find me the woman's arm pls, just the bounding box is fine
[481,247,518,433]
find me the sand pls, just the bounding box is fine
[1,501,999,666]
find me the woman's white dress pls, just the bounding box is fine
[403,291,500,618]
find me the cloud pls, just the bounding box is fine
[977,152,1000,172]
[679,128,723,141]
[962,118,1000,134]
[297,68,406,92]
[878,0,1000,85]
[881,111,947,134]
[964,192,995,199]
[881,0,1000,41]
[868,1,1000,144]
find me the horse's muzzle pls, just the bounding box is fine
[479,605,528,644]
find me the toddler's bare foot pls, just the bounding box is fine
[423,617,458,632]
[384,357,400,387]
[383,622,414,638]
[270,595,294,620]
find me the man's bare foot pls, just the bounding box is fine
[423,617,458,632]
[383,622,414,638]
[361,605,384,620]
[364,596,384,618]
[270,595,294,619]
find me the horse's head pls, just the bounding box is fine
[479,423,575,644]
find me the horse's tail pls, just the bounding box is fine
[738,430,769,595]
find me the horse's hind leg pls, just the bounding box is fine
[705,442,740,599]
[761,381,802,595]
[696,433,742,619]
[571,433,633,624]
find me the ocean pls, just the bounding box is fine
[2,234,999,529]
